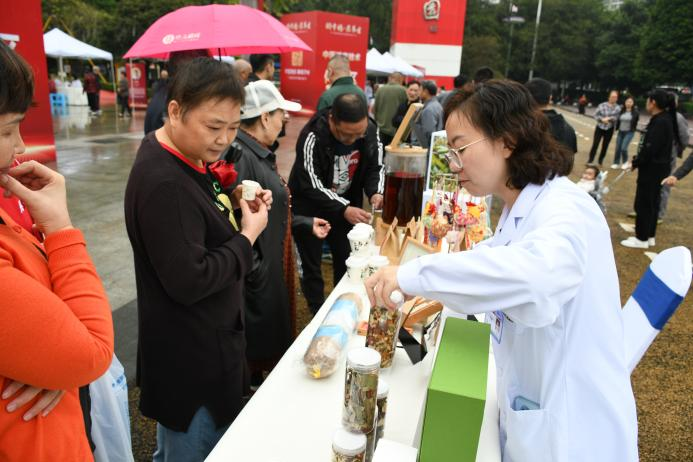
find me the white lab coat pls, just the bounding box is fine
[398,176,638,461]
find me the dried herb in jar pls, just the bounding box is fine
[343,348,381,433]
[365,306,401,368]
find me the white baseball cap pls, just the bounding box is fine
[241,80,302,120]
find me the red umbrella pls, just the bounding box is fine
[124,4,311,59]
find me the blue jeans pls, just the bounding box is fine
[153,407,229,462]
[613,130,635,165]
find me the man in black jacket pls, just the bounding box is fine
[526,78,578,154]
[289,93,384,313]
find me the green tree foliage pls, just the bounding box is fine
[637,0,693,86]
[595,0,650,93]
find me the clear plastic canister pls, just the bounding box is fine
[342,347,381,433]
[365,291,404,368]
[332,428,367,462]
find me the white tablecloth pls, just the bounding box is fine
[207,276,501,462]
[56,86,88,106]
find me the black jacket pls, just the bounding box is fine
[615,108,640,132]
[224,131,312,361]
[632,111,675,180]
[288,109,384,221]
[543,109,578,154]
[125,133,252,432]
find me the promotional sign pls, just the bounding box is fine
[391,0,468,89]
[126,62,147,107]
[280,11,369,112]
[1,0,56,163]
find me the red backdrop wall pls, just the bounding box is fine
[1,0,56,163]
[280,11,369,113]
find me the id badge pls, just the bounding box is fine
[487,310,504,344]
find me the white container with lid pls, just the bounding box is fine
[343,347,381,433]
[332,428,367,462]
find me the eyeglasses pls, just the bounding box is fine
[444,138,486,169]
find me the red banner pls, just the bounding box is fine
[390,0,468,89]
[280,11,369,112]
[1,0,56,163]
[126,62,147,107]
[391,0,466,46]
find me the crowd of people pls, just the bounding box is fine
[1,32,691,461]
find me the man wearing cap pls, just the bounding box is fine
[289,93,384,314]
[224,81,330,384]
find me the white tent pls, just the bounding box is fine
[44,28,113,72]
[383,52,424,78]
[365,48,390,76]
[366,48,424,78]
[43,28,117,108]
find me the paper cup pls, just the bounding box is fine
[345,256,368,284]
[242,180,261,201]
[348,229,371,256]
[353,223,375,243]
[366,255,390,278]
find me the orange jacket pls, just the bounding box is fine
[0,208,114,461]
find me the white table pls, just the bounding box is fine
[207,277,501,462]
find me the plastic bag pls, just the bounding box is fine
[90,354,134,462]
[304,293,363,379]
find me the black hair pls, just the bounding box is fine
[167,57,244,118]
[250,54,274,73]
[648,89,680,144]
[584,164,600,178]
[331,93,367,123]
[525,78,552,106]
[421,80,438,96]
[444,79,573,190]
[473,67,494,83]
[407,80,421,88]
[166,49,210,77]
[0,40,34,115]
[453,74,467,89]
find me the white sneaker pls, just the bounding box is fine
[648,238,655,247]
[621,237,649,249]
[610,164,619,169]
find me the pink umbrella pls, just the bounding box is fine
[124,4,311,59]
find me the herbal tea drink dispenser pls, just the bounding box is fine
[382,145,427,225]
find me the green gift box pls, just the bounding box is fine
[419,317,490,462]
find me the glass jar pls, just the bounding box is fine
[343,347,381,433]
[382,146,428,225]
[332,428,366,462]
[365,291,404,368]
[375,378,389,444]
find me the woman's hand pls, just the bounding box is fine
[239,198,268,245]
[2,381,65,420]
[230,186,272,212]
[365,265,404,310]
[312,218,331,239]
[0,161,72,235]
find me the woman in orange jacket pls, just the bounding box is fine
[0,41,114,460]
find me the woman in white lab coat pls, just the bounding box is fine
[366,80,638,461]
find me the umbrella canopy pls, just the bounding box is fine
[43,28,113,60]
[124,4,311,59]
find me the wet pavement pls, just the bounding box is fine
[52,105,308,313]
